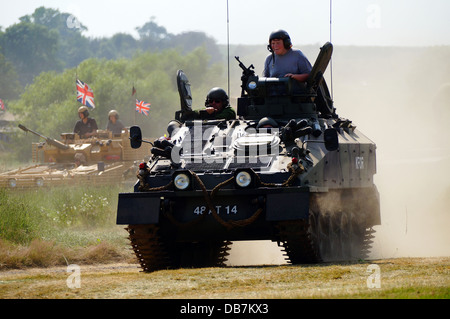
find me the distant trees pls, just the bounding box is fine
[8,47,225,160]
[0,6,226,161]
[137,18,172,51]
[0,53,21,100]
[19,6,90,68]
[0,6,223,92]
[0,21,62,86]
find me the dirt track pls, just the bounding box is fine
[0,257,448,299]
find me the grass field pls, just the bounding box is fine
[0,186,449,300]
[0,185,131,269]
[0,257,448,299]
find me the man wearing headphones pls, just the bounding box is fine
[73,106,98,138]
[263,30,312,83]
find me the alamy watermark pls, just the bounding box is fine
[64,262,380,291]
[170,123,281,169]
[66,15,82,30]
[66,264,81,289]
[366,4,381,29]
[366,264,381,289]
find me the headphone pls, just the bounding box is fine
[204,87,229,107]
[267,30,292,52]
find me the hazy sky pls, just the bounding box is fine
[1,0,449,46]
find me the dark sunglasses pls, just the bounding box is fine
[208,99,222,104]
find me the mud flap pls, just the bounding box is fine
[116,193,160,225]
[265,192,309,221]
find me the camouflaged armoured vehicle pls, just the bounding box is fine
[117,42,380,271]
[0,125,149,188]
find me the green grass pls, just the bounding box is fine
[0,188,40,244]
[0,185,132,269]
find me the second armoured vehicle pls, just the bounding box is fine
[0,125,149,188]
[116,42,380,271]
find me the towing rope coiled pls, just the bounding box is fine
[135,164,303,229]
[190,171,263,230]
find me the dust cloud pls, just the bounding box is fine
[226,46,450,265]
[369,78,450,259]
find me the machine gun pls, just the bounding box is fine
[18,124,70,150]
[235,56,255,96]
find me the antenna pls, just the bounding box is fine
[226,0,230,97]
[329,0,334,99]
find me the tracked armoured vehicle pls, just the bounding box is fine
[0,125,149,188]
[116,42,380,271]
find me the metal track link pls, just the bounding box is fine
[276,220,321,264]
[276,214,376,264]
[360,227,376,260]
[127,224,233,272]
[126,224,171,272]
[216,240,232,266]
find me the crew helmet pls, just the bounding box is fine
[268,29,292,51]
[205,87,229,107]
[108,109,119,119]
[78,106,89,117]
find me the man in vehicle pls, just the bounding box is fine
[106,109,127,135]
[73,106,98,138]
[195,87,236,120]
[263,29,312,83]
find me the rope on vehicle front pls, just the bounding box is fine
[191,171,263,230]
[136,163,303,229]
[136,168,173,192]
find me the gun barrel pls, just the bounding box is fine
[18,124,70,150]
[19,124,44,138]
[235,56,254,74]
[18,124,31,133]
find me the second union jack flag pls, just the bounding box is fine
[76,79,95,108]
[135,99,151,116]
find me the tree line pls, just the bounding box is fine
[0,6,223,95]
[0,7,227,160]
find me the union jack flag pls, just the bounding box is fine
[135,99,151,116]
[0,99,4,110]
[76,79,95,108]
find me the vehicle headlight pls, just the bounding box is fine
[173,172,191,190]
[235,170,252,188]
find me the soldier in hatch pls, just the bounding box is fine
[194,87,236,120]
[73,106,98,138]
[263,29,312,83]
[106,110,127,135]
